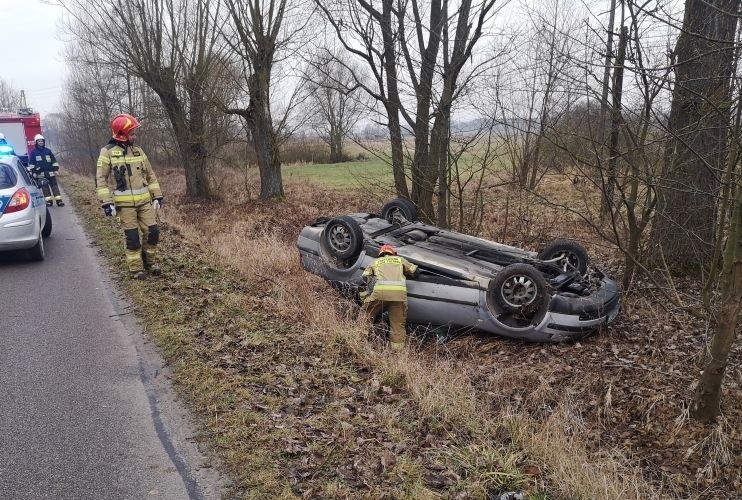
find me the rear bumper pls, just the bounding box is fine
[0,216,39,251]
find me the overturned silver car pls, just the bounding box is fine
[297,199,620,342]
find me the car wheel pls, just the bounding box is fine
[381,198,418,223]
[28,229,45,262]
[42,208,52,238]
[491,263,547,315]
[321,216,364,260]
[537,239,589,275]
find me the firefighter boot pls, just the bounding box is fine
[56,198,65,207]
[42,183,54,206]
[149,264,162,276]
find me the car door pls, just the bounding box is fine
[12,156,46,224]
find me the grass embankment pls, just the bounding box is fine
[64,167,740,499]
[63,171,658,499]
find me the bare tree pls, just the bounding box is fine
[304,50,367,163]
[317,0,499,221]
[497,0,579,191]
[60,43,133,172]
[692,151,741,422]
[61,0,224,198]
[221,0,311,199]
[0,79,22,111]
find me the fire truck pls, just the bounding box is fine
[0,106,42,167]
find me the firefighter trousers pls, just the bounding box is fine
[362,299,408,344]
[41,176,62,203]
[118,203,159,273]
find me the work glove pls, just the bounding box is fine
[103,204,116,217]
[152,197,163,210]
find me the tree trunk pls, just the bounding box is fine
[408,0,444,221]
[329,126,344,163]
[150,70,211,198]
[431,103,450,227]
[622,226,640,291]
[247,71,283,199]
[653,0,740,273]
[185,83,211,198]
[381,0,409,199]
[602,26,627,216]
[598,0,617,146]
[692,175,742,422]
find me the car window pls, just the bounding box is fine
[0,162,18,189]
[15,158,34,186]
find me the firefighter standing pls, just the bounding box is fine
[361,245,418,349]
[96,114,163,280]
[28,134,64,206]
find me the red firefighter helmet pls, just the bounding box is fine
[111,113,141,141]
[378,245,397,256]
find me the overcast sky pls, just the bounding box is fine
[0,0,66,117]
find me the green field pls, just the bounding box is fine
[282,158,394,188]
[281,145,508,189]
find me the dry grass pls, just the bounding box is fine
[63,166,740,499]
[160,173,657,499]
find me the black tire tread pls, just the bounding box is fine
[28,231,45,262]
[381,198,418,222]
[42,208,52,238]
[537,239,589,275]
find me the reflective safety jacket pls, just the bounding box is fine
[362,255,418,303]
[96,140,162,208]
[28,146,60,177]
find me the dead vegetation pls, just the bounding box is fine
[64,168,740,499]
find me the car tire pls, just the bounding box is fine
[42,208,52,238]
[28,229,45,262]
[490,263,547,315]
[321,216,364,260]
[381,198,418,223]
[537,239,589,275]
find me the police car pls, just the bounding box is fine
[0,155,51,260]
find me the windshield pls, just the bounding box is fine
[0,162,18,189]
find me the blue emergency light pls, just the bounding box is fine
[0,144,15,156]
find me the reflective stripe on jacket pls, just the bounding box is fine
[28,146,60,176]
[362,255,418,303]
[96,140,162,207]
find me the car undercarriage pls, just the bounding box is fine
[297,199,620,342]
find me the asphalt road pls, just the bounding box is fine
[0,197,221,499]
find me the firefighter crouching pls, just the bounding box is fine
[96,113,164,280]
[361,245,419,349]
[28,134,64,206]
